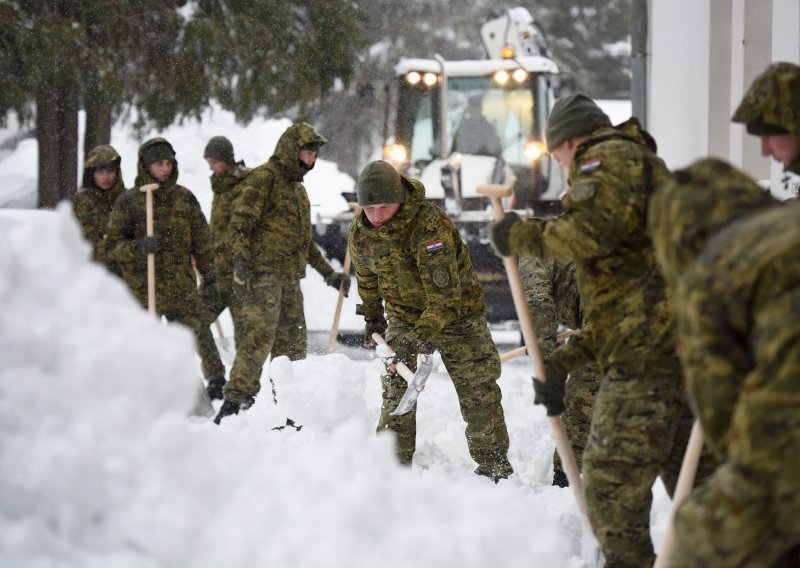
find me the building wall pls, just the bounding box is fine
[648,0,800,195]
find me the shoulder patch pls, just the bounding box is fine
[569,179,597,203]
[431,264,450,288]
[579,159,602,173]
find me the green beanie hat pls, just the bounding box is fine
[140,141,175,166]
[357,160,408,206]
[545,94,612,152]
[204,136,235,164]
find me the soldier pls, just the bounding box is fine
[489,94,695,566]
[214,123,349,424]
[72,144,126,277]
[732,62,800,178]
[349,160,514,482]
[200,136,251,399]
[519,254,601,487]
[647,158,800,567]
[106,137,225,394]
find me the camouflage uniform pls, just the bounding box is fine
[72,145,125,276]
[502,117,696,567]
[519,256,601,480]
[648,158,800,567]
[204,164,251,320]
[224,123,337,405]
[732,62,800,177]
[350,169,513,481]
[106,138,224,382]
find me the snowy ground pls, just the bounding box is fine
[0,103,673,567]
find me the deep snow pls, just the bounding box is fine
[0,103,675,568]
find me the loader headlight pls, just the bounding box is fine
[524,141,546,161]
[405,71,422,86]
[383,144,408,165]
[422,72,438,87]
[492,70,510,86]
[512,68,529,83]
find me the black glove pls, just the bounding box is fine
[488,211,522,257]
[532,361,568,416]
[325,271,351,297]
[200,279,221,306]
[133,235,161,256]
[364,317,388,346]
[232,257,255,303]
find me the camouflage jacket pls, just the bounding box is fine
[72,145,125,272]
[732,62,800,176]
[228,124,333,279]
[349,175,487,340]
[519,256,582,358]
[647,158,797,467]
[506,119,675,371]
[106,138,216,311]
[208,164,251,284]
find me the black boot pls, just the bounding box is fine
[213,400,241,425]
[206,378,226,401]
[552,469,569,488]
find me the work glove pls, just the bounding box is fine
[364,317,388,347]
[133,235,161,256]
[488,211,522,257]
[532,361,568,416]
[200,279,221,307]
[324,271,351,296]
[232,258,255,303]
[397,329,435,356]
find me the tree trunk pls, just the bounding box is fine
[83,74,113,157]
[36,73,79,209]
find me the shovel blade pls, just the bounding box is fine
[189,379,215,418]
[390,354,434,416]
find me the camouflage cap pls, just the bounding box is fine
[203,136,235,164]
[84,144,121,170]
[732,62,800,139]
[647,158,776,285]
[545,94,612,152]
[357,160,408,206]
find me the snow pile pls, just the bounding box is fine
[0,206,599,567]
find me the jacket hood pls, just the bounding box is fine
[732,62,800,141]
[647,158,777,285]
[82,144,123,190]
[585,117,657,153]
[269,122,327,182]
[135,137,179,188]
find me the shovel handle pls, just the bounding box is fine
[476,183,586,515]
[140,183,158,316]
[371,333,417,384]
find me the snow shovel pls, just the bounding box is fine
[326,204,359,354]
[477,183,585,514]
[653,420,704,568]
[499,330,576,363]
[372,333,434,416]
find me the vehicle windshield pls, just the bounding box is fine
[405,75,535,167]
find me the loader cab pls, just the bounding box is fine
[382,56,564,212]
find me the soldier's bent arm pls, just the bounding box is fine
[105,193,139,264]
[350,247,383,320]
[228,178,267,259]
[520,256,558,358]
[413,224,464,339]
[187,193,217,282]
[307,240,335,280]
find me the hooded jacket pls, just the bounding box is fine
[349,173,487,340]
[227,123,333,279]
[648,158,800,468]
[106,138,216,312]
[506,118,675,370]
[208,163,250,289]
[72,145,126,272]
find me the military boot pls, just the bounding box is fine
[213,396,255,425]
[206,378,226,401]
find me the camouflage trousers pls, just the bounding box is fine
[151,298,225,381]
[379,316,513,480]
[224,272,307,404]
[669,464,800,567]
[552,361,602,474]
[583,359,697,568]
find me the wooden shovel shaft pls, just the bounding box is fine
[371,333,416,383]
[326,247,352,354]
[140,183,158,316]
[499,331,576,363]
[478,184,586,514]
[654,420,704,568]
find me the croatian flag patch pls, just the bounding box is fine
[426,240,444,253]
[579,159,602,173]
